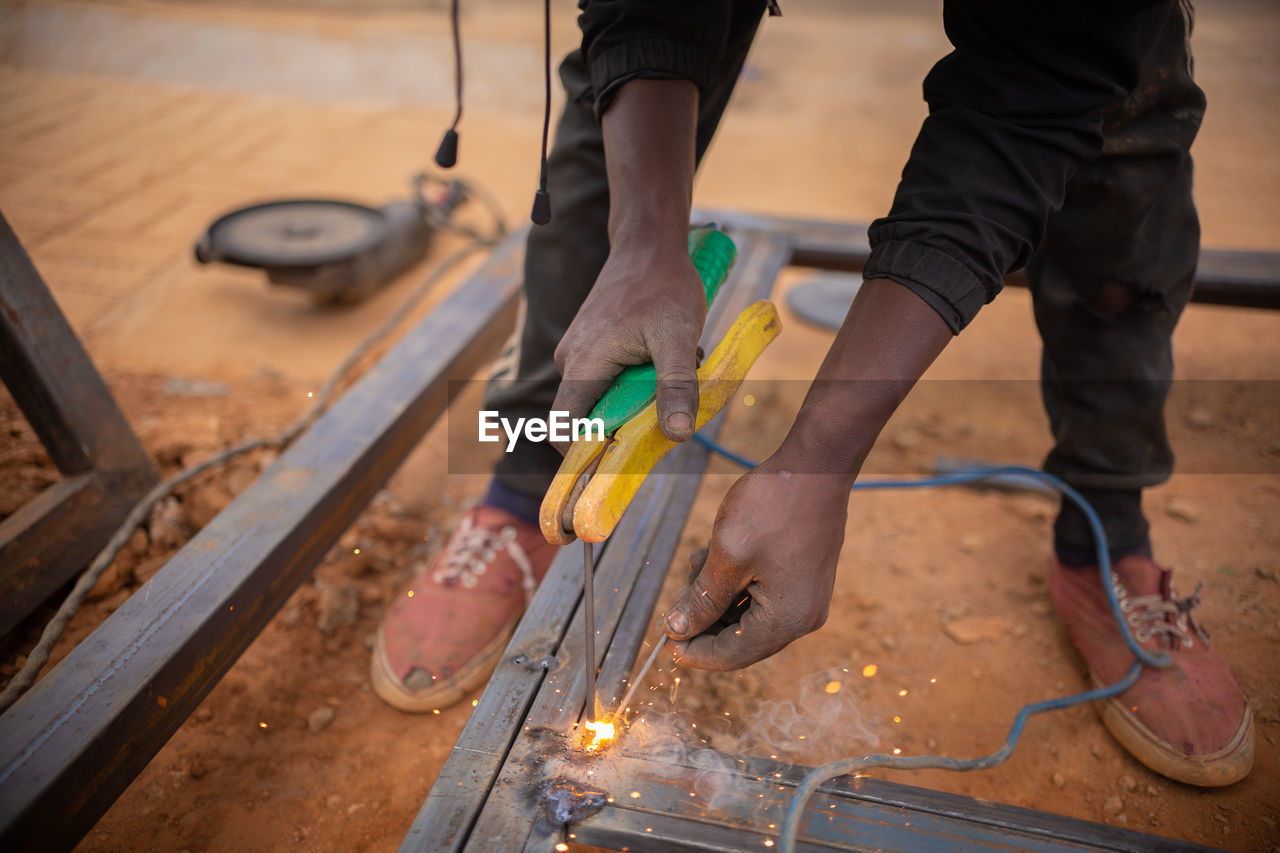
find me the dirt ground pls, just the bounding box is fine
[1,0,1278,851]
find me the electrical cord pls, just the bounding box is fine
[688,432,1171,853]
[530,0,553,225]
[0,174,507,714]
[433,0,462,169]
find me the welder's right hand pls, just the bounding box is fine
[551,240,707,446]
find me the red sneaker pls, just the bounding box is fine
[1050,555,1254,786]
[371,504,557,712]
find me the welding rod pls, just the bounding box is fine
[582,540,598,722]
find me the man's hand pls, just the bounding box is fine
[551,246,705,443]
[662,458,850,670]
[660,278,956,670]
[549,77,701,446]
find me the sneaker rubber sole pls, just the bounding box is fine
[1090,672,1255,787]
[370,612,521,713]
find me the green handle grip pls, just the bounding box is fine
[588,227,738,435]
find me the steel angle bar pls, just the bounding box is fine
[0,473,111,633]
[566,748,1218,853]
[462,441,718,852]
[698,209,869,275]
[0,229,526,852]
[404,446,692,853]
[1192,248,1280,310]
[404,542,585,852]
[407,340,754,851]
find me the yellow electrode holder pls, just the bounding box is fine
[540,299,782,545]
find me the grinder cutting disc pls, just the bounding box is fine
[194,199,388,268]
[194,195,434,304]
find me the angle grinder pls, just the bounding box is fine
[194,173,465,305]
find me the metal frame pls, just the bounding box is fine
[404,212,1269,852]
[2,211,1274,851]
[509,749,1221,853]
[0,230,525,851]
[0,211,160,637]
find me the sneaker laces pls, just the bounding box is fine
[431,515,538,603]
[1113,575,1208,649]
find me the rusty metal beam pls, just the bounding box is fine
[0,229,525,852]
[0,473,114,630]
[0,210,159,635]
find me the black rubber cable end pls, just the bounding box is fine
[434,129,458,169]
[530,188,551,225]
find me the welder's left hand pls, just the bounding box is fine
[661,455,850,670]
[661,278,954,669]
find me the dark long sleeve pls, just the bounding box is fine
[864,1,1165,332]
[576,0,765,118]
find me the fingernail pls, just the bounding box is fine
[667,412,692,433]
[665,609,688,635]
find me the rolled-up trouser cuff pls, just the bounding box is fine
[862,239,990,333]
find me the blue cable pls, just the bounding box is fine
[689,432,1171,853]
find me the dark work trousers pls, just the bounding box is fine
[485,2,1203,563]
[1031,0,1204,560]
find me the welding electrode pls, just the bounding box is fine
[583,540,598,723]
